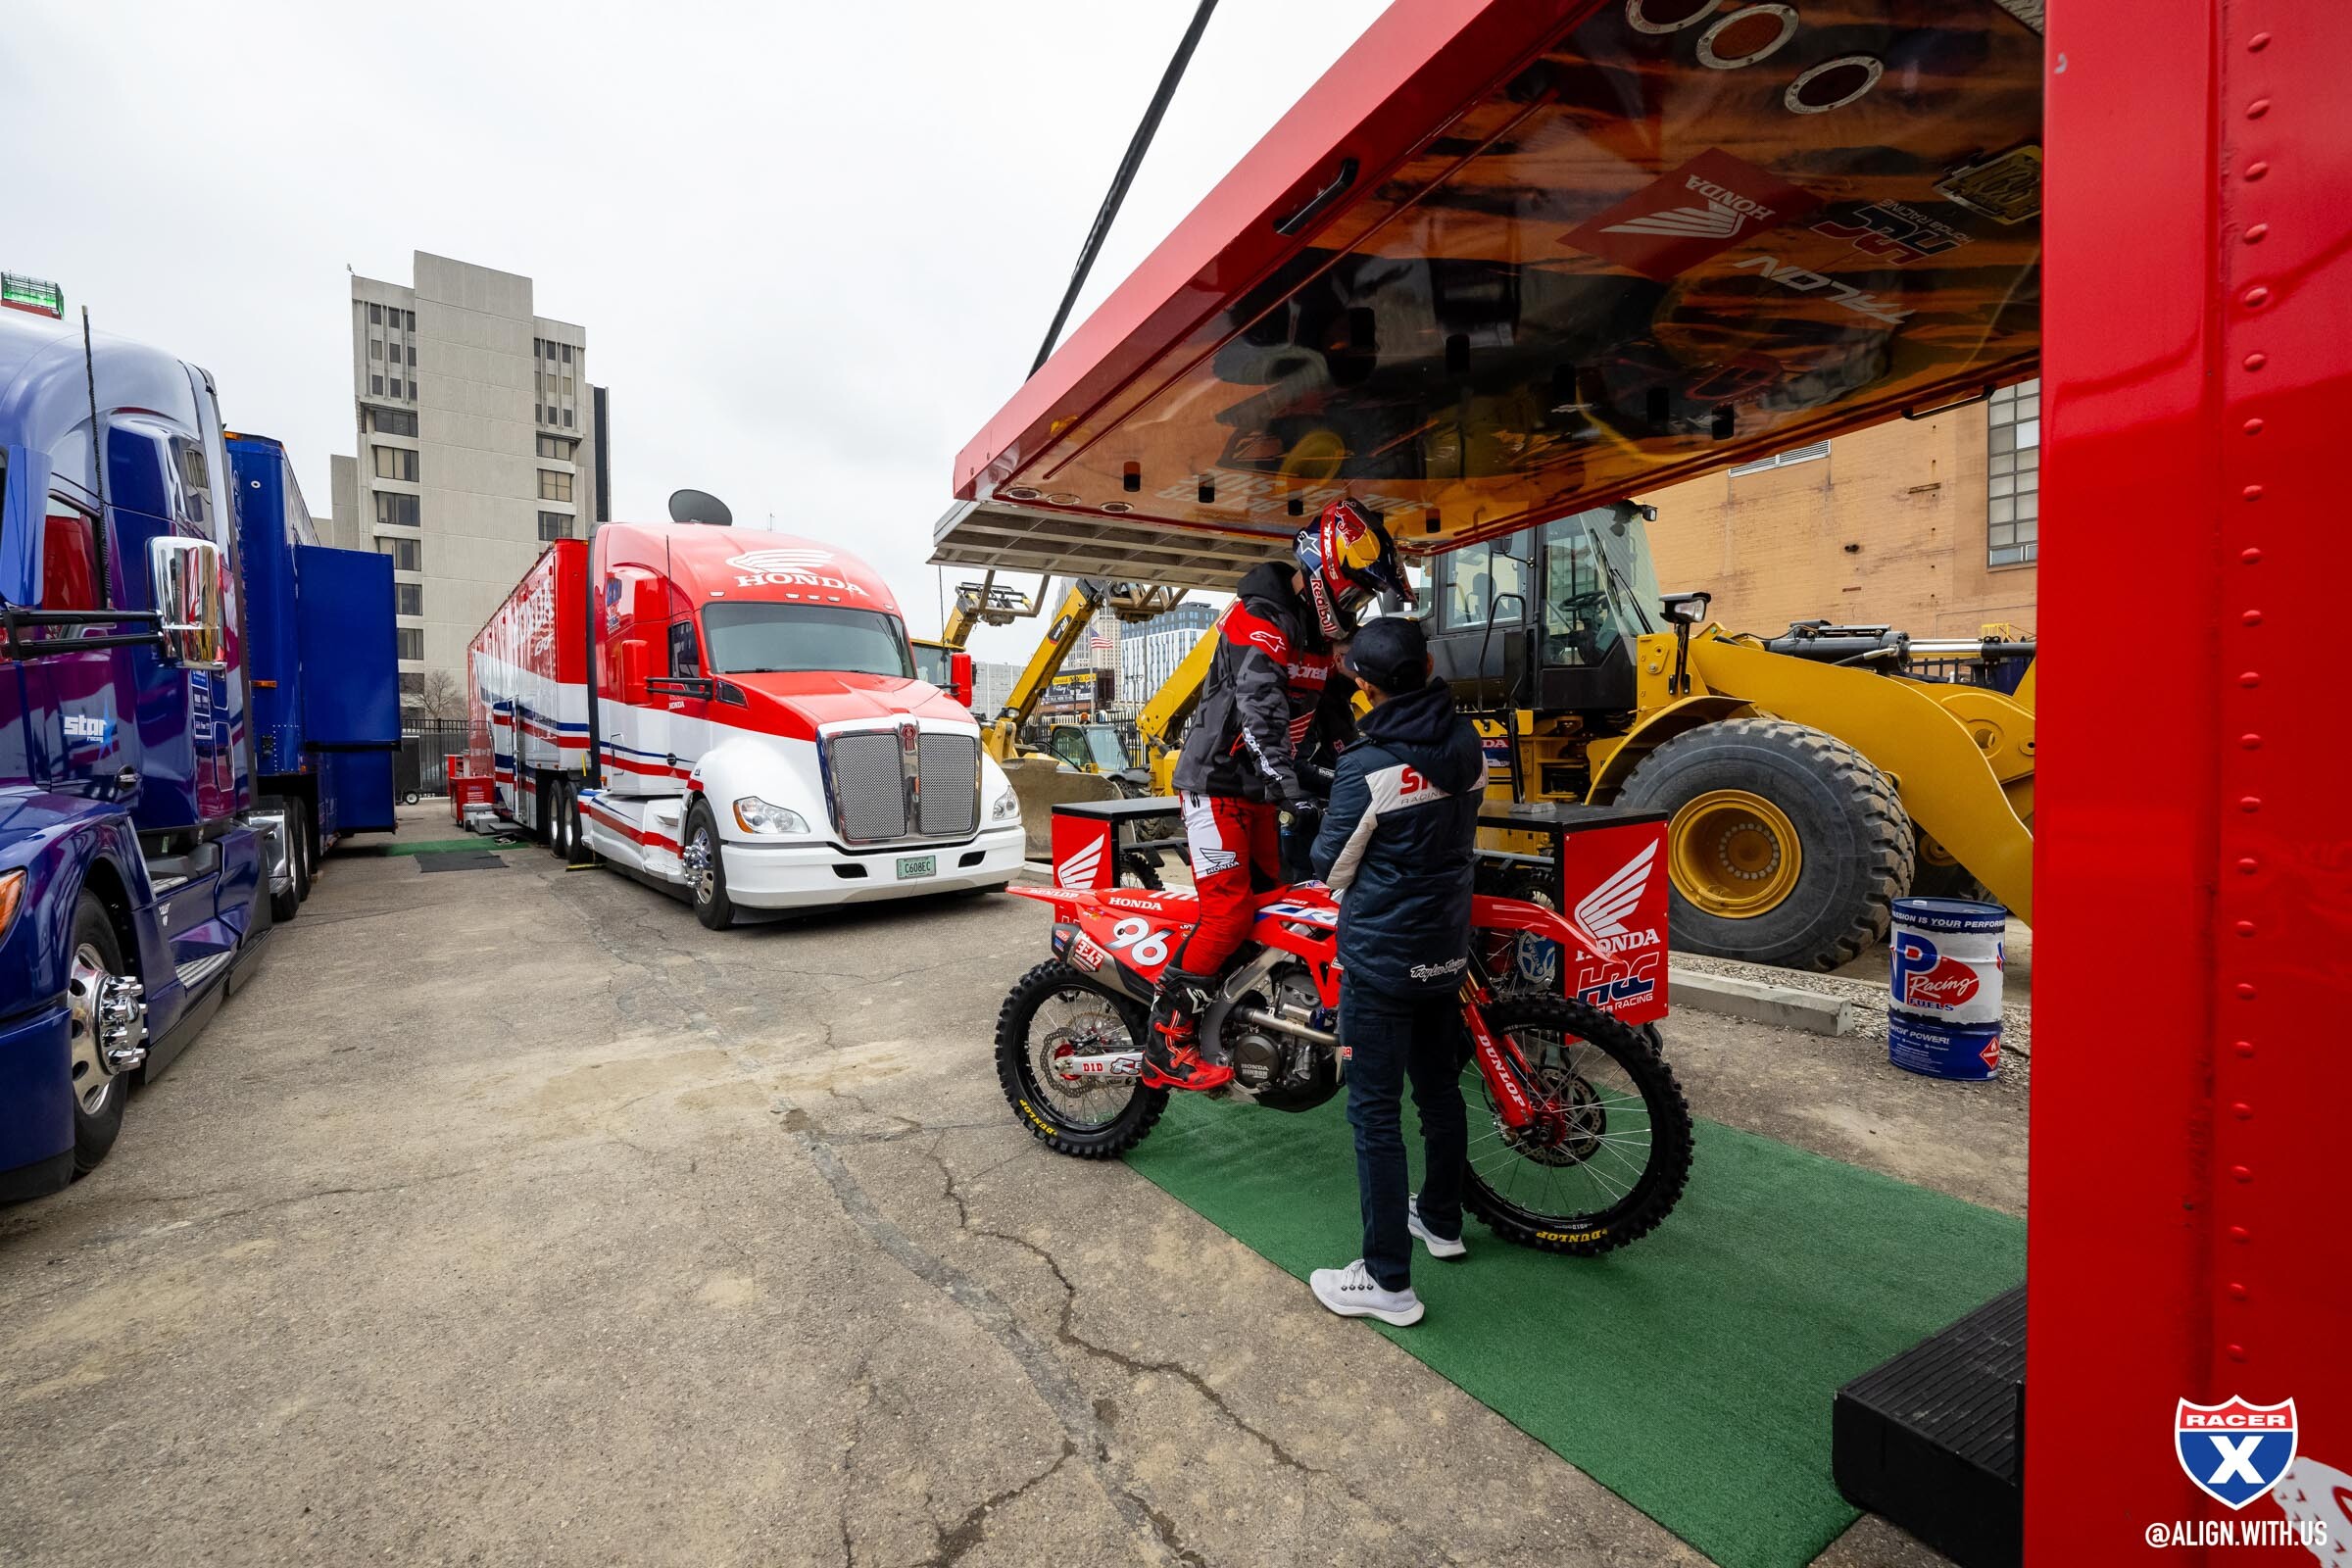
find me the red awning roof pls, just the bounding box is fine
[948,0,2042,566]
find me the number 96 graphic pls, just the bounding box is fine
[1106,917,1172,969]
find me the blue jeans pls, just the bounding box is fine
[1341,983,1468,1292]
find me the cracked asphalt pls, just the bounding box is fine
[0,807,2022,1567]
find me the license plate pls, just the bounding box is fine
[896,855,936,880]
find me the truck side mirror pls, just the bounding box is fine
[150,535,227,670]
[951,651,974,708]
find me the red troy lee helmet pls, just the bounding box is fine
[1296,499,1415,641]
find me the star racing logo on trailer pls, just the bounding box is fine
[727,548,869,596]
[2176,1397,2297,1509]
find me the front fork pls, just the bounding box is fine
[1459,981,1543,1133]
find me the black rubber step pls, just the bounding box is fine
[1833,1284,2026,1568]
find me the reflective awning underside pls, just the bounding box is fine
[944,0,2042,578]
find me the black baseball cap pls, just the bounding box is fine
[1343,614,1429,693]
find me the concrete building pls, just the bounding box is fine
[342,252,607,710]
[1115,601,1216,716]
[1637,378,2040,640]
[970,660,1024,721]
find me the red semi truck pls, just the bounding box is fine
[468,521,1025,926]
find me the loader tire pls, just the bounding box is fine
[1618,717,1913,972]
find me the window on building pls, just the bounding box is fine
[407,378,418,401]
[374,492,419,528]
[368,303,382,324]
[396,582,422,616]
[539,468,572,502]
[534,406,545,424]
[561,343,572,364]
[388,378,403,399]
[377,535,421,571]
[396,628,423,662]
[1726,440,1832,478]
[1987,378,2041,566]
[370,374,384,395]
[404,310,416,329]
[369,339,383,360]
[538,511,572,541]
[562,409,572,428]
[406,345,416,366]
[537,434,574,460]
[372,445,418,481]
[369,408,417,437]
[398,672,422,697]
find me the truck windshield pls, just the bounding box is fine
[1541,508,1662,668]
[703,603,913,678]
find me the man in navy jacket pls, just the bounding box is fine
[1307,614,1486,1327]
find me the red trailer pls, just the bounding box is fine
[944,0,2352,1558]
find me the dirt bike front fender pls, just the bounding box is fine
[1470,893,1612,972]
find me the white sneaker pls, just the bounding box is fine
[1310,1259,1425,1326]
[1408,1197,1467,1260]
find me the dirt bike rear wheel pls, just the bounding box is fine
[1460,994,1692,1256]
[996,961,1167,1158]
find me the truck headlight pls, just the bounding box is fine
[990,787,1021,822]
[732,797,808,835]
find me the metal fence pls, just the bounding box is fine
[398,717,473,800]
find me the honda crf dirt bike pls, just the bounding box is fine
[997,878,1693,1256]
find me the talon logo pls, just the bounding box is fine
[1892,932,1982,1010]
[2177,1397,2297,1510]
[1562,148,1823,282]
[726,547,870,596]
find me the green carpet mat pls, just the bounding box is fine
[368,836,526,858]
[1124,1092,2024,1568]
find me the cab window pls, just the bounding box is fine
[41,498,102,612]
[1438,534,1531,631]
[668,621,702,677]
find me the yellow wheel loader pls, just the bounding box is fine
[1428,502,2034,972]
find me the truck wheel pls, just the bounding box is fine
[66,895,130,1175]
[554,780,579,862]
[1618,717,1913,971]
[684,802,736,930]
[543,776,565,857]
[289,802,314,906]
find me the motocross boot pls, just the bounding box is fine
[1141,969,1233,1092]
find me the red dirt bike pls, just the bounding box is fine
[997,877,1693,1255]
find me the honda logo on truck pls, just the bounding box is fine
[727,547,870,596]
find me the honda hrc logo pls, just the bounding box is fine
[726,547,870,596]
[1575,842,1662,955]
[1601,174,1779,240]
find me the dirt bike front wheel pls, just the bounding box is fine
[996,961,1168,1159]
[1460,994,1693,1256]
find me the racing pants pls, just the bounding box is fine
[1175,791,1282,978]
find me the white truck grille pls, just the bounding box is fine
[824,726,980,844]
[917,733,980,837]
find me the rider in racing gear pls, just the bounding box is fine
[1143,498,1416,1092]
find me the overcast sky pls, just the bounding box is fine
[4,0,1388,662]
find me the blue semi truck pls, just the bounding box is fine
[226,431,398,922]
[0,278,394,1200]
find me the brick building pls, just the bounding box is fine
[1637,380,2040,640]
